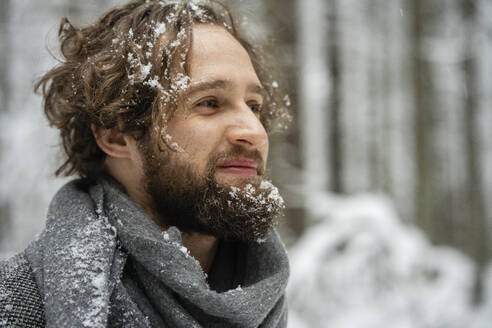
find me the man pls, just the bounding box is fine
[0,0,291,327]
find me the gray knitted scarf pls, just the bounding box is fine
[24,178,289,327]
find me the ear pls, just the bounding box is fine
[91,124,134,159]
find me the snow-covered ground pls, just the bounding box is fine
[288,193,492,328]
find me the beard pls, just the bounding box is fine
[139,142,285,242]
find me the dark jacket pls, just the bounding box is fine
[0,253,45,327]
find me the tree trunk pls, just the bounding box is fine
[380,0,393,194]
[0,0,11,250]
[461,0,488,305]
[367,0,392,193]
[327,0,343,193]
[0,0,10,111]
[412,0,438,240]
[368,0,380,190]
[262,0,307,242]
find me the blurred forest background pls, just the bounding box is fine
[1,0,492,326]
[270,0,492,309]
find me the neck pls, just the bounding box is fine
[181,232,219,273]
[143,204,219,273]
[113,173,219,273]
[141,203,219,273]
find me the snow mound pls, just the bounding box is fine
[287,192,491,328]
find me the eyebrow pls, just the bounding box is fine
[185,79,267,99]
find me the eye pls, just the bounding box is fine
[248,102,262,114]
[194,98,219,114]
[196,98,218,108]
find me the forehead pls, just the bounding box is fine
[188,24,259,83]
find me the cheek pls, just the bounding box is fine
[175,123,216,150]
[169,122,221,167]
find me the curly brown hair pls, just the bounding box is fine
[35,0,291,182]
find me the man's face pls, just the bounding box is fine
[137,24,284,241]
[165,23,269,186]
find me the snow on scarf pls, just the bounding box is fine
[24,178,289,327]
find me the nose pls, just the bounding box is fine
[225,105,268,150]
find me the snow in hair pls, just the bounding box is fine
[35,0,292,181]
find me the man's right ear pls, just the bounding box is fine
[91,124,133,159]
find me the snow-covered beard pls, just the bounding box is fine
[140,143,285,242]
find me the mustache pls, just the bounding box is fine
[208,145,265,176]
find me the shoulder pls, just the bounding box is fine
[0,253,45,327]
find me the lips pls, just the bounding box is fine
[216,158,259,177]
